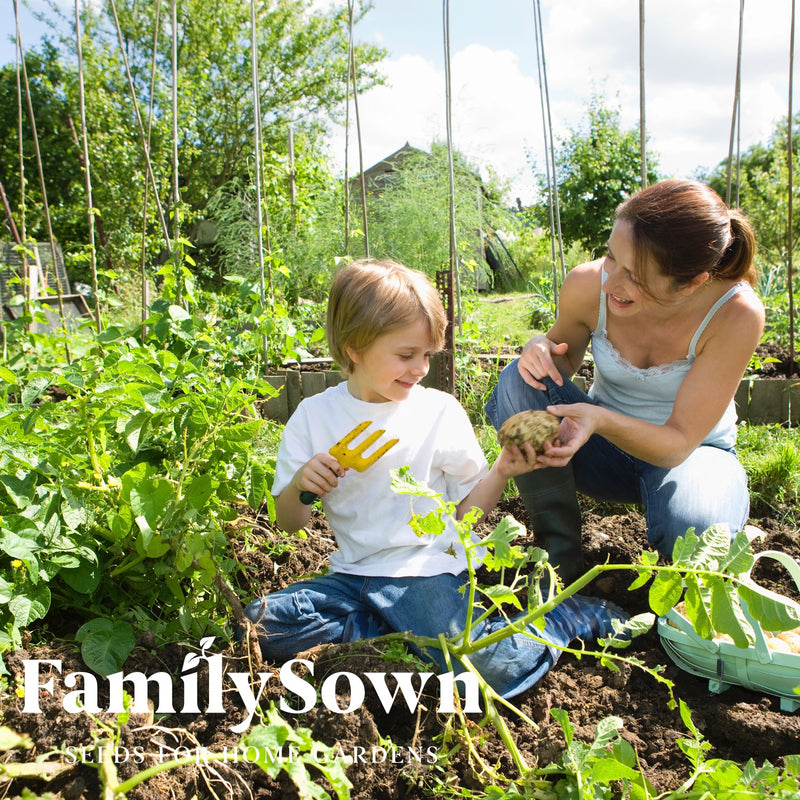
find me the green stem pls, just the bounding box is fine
[461,538,478,643]
[80,396,104,481]
[460,563,607,654]
[113,750,244,795]
[110,552,146,578]
[458,651,530,774]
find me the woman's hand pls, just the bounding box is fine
[290,453,346,499]
[535,402,603,467]
[517,336,570,389]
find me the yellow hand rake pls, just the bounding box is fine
[299,420,399,504]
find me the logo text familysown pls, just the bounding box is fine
[21,637,481,732]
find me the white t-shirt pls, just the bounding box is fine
[272,381,489,577]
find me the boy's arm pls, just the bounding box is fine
[274,452,345,532]
[456,444,535,522]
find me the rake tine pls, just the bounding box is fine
[360,438,399,466]
[337,420,372,447]
[349,428,385,453]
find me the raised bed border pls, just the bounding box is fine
[260,359,800,426]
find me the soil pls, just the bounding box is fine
[751,342,800,379]
[3,497,800,800]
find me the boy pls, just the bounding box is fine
[245,259,626,699]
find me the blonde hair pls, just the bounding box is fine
[326,259,447,374]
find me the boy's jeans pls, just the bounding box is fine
[485,359,750,558]
[244,571,626,700]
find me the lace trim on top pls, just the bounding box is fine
[592,278,750,379]
[592,331,692,378]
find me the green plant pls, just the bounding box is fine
[526,274,557,331]
[539,710,654,797]
[737,423,800,524]
[386,469,800,792]
[0,706,352,800]
[107,704,352,800]
[532,698,800,799]
[0,313,278,671]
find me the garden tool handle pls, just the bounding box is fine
[299,490,318,505]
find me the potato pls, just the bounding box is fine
[497,410,561,455]
[776,630,800,653]
[767,637,793,652]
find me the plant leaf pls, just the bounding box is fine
[709,578,753,647]
[8,581,50,626]
[737,584,800,632]
[76,618,135,677]
[649,570,683,616]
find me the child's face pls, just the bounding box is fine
[346,318,435,403]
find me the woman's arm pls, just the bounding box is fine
[543,290,765,468]
[516,260,600,389]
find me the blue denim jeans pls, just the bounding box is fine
[244,571,627,699]
[485,359,749,558]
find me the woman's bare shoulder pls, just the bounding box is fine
[560,259,604,314]
[697,281,765,358]
[565,258,604,284]
[715,282,765,329]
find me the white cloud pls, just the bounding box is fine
[330,45,543,204]
[331,0,800,206]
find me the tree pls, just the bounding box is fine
[1,0,384,290]
[704,117,800,270]
[0,45,85,249]
[531,94,659,255]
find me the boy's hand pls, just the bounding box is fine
[291,453,347,499]
[495,441,538,479]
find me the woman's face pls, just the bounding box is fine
[602,220,675,314]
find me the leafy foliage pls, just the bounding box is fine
[529,93,660,254]
[0,307,278,669]
[359,143,515,290]
[1,0,384,291]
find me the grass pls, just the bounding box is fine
[461,291,539,349]
[737,422,800,525]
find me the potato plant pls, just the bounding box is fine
[0,302,277,672]
[389,468,800,794]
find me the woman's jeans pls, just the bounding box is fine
[244,570,627,700]
[485,359,750,573]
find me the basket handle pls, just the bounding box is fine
[740,550,800,663]
[746,549,800,595]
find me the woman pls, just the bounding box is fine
[486,179,765,584]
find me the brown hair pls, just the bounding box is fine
[326,258,447,374]
[615,179,757,292]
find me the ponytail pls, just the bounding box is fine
[714,210,757,285]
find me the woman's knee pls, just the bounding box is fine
[485,359,548,427]
[643,450,749,558]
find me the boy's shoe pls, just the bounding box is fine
[542,593,630,657]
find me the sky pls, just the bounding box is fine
[5,0,798,205]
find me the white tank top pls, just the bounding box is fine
[588,277,750,449]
